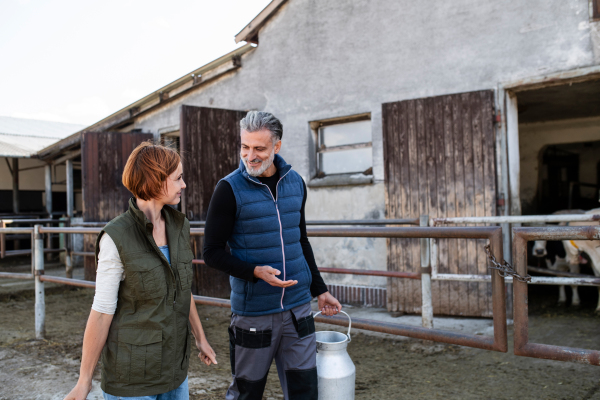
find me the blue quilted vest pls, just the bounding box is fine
[223,154,313,316]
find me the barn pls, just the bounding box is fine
[34,0,600,317]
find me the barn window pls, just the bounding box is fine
[312,114,372,177]
[158,126,180,153]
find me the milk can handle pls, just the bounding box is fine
[313,310,352,342]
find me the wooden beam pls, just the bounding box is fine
[45,165,52,216]
[66,159,74,218]
[12,158,18,214]
[5,158,13,176]
[53,149,81,165]
[506,91,521,216]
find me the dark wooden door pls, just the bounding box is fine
[81,131,153,281]
[180,105,246,298]
[382,90,497,317]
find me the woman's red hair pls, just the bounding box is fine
[122,141,181,200]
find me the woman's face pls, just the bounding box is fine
[160,162,186,205]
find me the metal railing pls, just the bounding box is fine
[2,221,600,365]
[1,223,508,355]
[430,213,600,287]
[1,217,69,259]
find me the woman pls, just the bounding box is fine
[65,142,216,400]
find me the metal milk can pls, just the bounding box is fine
[314,311,355,400]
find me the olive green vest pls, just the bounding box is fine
[95,198,194,397]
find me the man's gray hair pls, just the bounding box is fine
[240,111,283,142]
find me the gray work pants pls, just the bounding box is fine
[225,302,317,400]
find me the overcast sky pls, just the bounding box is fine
[0,0,271,126]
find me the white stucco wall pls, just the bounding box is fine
[519,116,600,211]
[125,0,598,287]
[0,157,48,191]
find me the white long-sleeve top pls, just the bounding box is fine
[91,234,125,315]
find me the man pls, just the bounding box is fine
[204,111,342,400]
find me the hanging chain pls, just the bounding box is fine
[484,245,532,283]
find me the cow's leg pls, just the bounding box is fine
[570,286,581,306]
[569,263,581,307]
[558,285,567,305]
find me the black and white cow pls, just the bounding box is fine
[531,208,600,312]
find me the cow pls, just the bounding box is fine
[531,208,600,312]
[531,239,583,306]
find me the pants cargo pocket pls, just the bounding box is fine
[234,327,272,349]
[291,313,316,339]
[116,328,162,383]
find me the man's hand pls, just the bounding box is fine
[317,291,342,316]
[196,338,218,366]
[254,266,298,288]
[63,381,91,400]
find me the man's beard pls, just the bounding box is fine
[241,150,275,177]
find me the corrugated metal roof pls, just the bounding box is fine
[0,116,84,139]
[0,116,85,158]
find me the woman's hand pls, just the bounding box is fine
[63,381,91,400]
[196,339,217,366]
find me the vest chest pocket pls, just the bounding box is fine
[116,328,162,383]
[126,259,168,300]
[177,252,194,291]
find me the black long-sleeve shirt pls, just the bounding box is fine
[203,172,328,298]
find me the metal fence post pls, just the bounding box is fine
[420,215,434,329]
[34,224,45,339]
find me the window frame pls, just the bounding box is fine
[310,113,372,178]
[592,0,600,20]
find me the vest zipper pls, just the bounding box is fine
[249,169,291,309]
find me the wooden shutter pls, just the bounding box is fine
[382,90,496,317]
[81,131,153,281]
[180,105,246,298]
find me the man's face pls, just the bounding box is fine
[240,129,281,177]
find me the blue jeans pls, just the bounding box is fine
[102,377,188,400]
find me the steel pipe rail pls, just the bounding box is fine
[3,248,64,257]
[314,314,497,349]
[193,295,231,308]
[0,272,33,280]
[39,275,96,289]
[512,225,600,366]
[306,226,500,239]
[432,214,600,225]
[306,219,420,226]
[1,219,68,225]
[78,219,421,227]
[40,227,102,234]
[0,228,34,234]
[432,272,600,286]
[527,266,598,279]
[36,225,501,239]
[318,267,421,279]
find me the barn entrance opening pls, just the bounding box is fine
[514,76,600,310]
[516,78,600,216]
